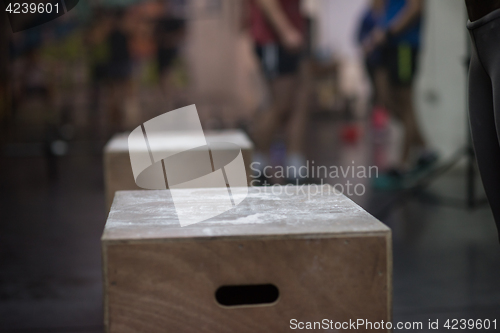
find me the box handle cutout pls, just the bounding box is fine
[215,284,279,307]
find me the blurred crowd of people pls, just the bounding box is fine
[3,0,188,143]
[249,0,436,187]
[86,1,188,133]
[0,0,437,187]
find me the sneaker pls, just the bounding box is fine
[372,167,406,191]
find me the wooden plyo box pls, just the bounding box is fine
[103,130,254,211]
[102,186,392,333]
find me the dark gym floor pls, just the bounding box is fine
[1,117,499,332]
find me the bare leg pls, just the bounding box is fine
[160,69,175,112]
[375,67,425,166]
[287,61,312,154]
[107,80,128,134]
[373,68,392,111]
[254,75,298,153]
[395,85,426,164]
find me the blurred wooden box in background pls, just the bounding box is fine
[102,186,392,333]
[103,129,253,211]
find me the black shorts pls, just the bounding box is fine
[381,44,419,86]
[254,44,302,78]
[106,61,132,81]
[158,47,178,74]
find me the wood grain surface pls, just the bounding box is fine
[102,186,392,332]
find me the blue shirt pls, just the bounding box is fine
[358,10,383,65]
[383,0,422,48]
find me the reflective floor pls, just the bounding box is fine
[1,116,499,332]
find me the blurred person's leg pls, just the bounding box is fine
[123,77,140,129]
[158,47,177,111]
[369,65,382,109]
[395,85,426,164]
[373,68,392,111]
[371,67,394,171]
[253,44,303,177]
[88,65,104,137]
[160,69,174,110]
[368,67,392,135]
[467,8,500,239]
[255,74,297,153]
[106,60,133,135]
[386,44,427,168]
[107,81,121,134]
[374,66,403,167]
[107,80,128,135]
[287,61,311,155]
[159,67,186,112]
[275,45,308,177]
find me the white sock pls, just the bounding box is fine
[253,152,270,176]
[285,153,307,180]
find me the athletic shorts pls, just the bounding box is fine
[158,47,178,74]
[254,44,302,78]
[381,44,419,86]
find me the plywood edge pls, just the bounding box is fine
[101,230,390,246]
[103,144,113,153]
[101,241,110,333]
[104,154,112,212]
[106,187,129,214]
[385,231,393,332]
